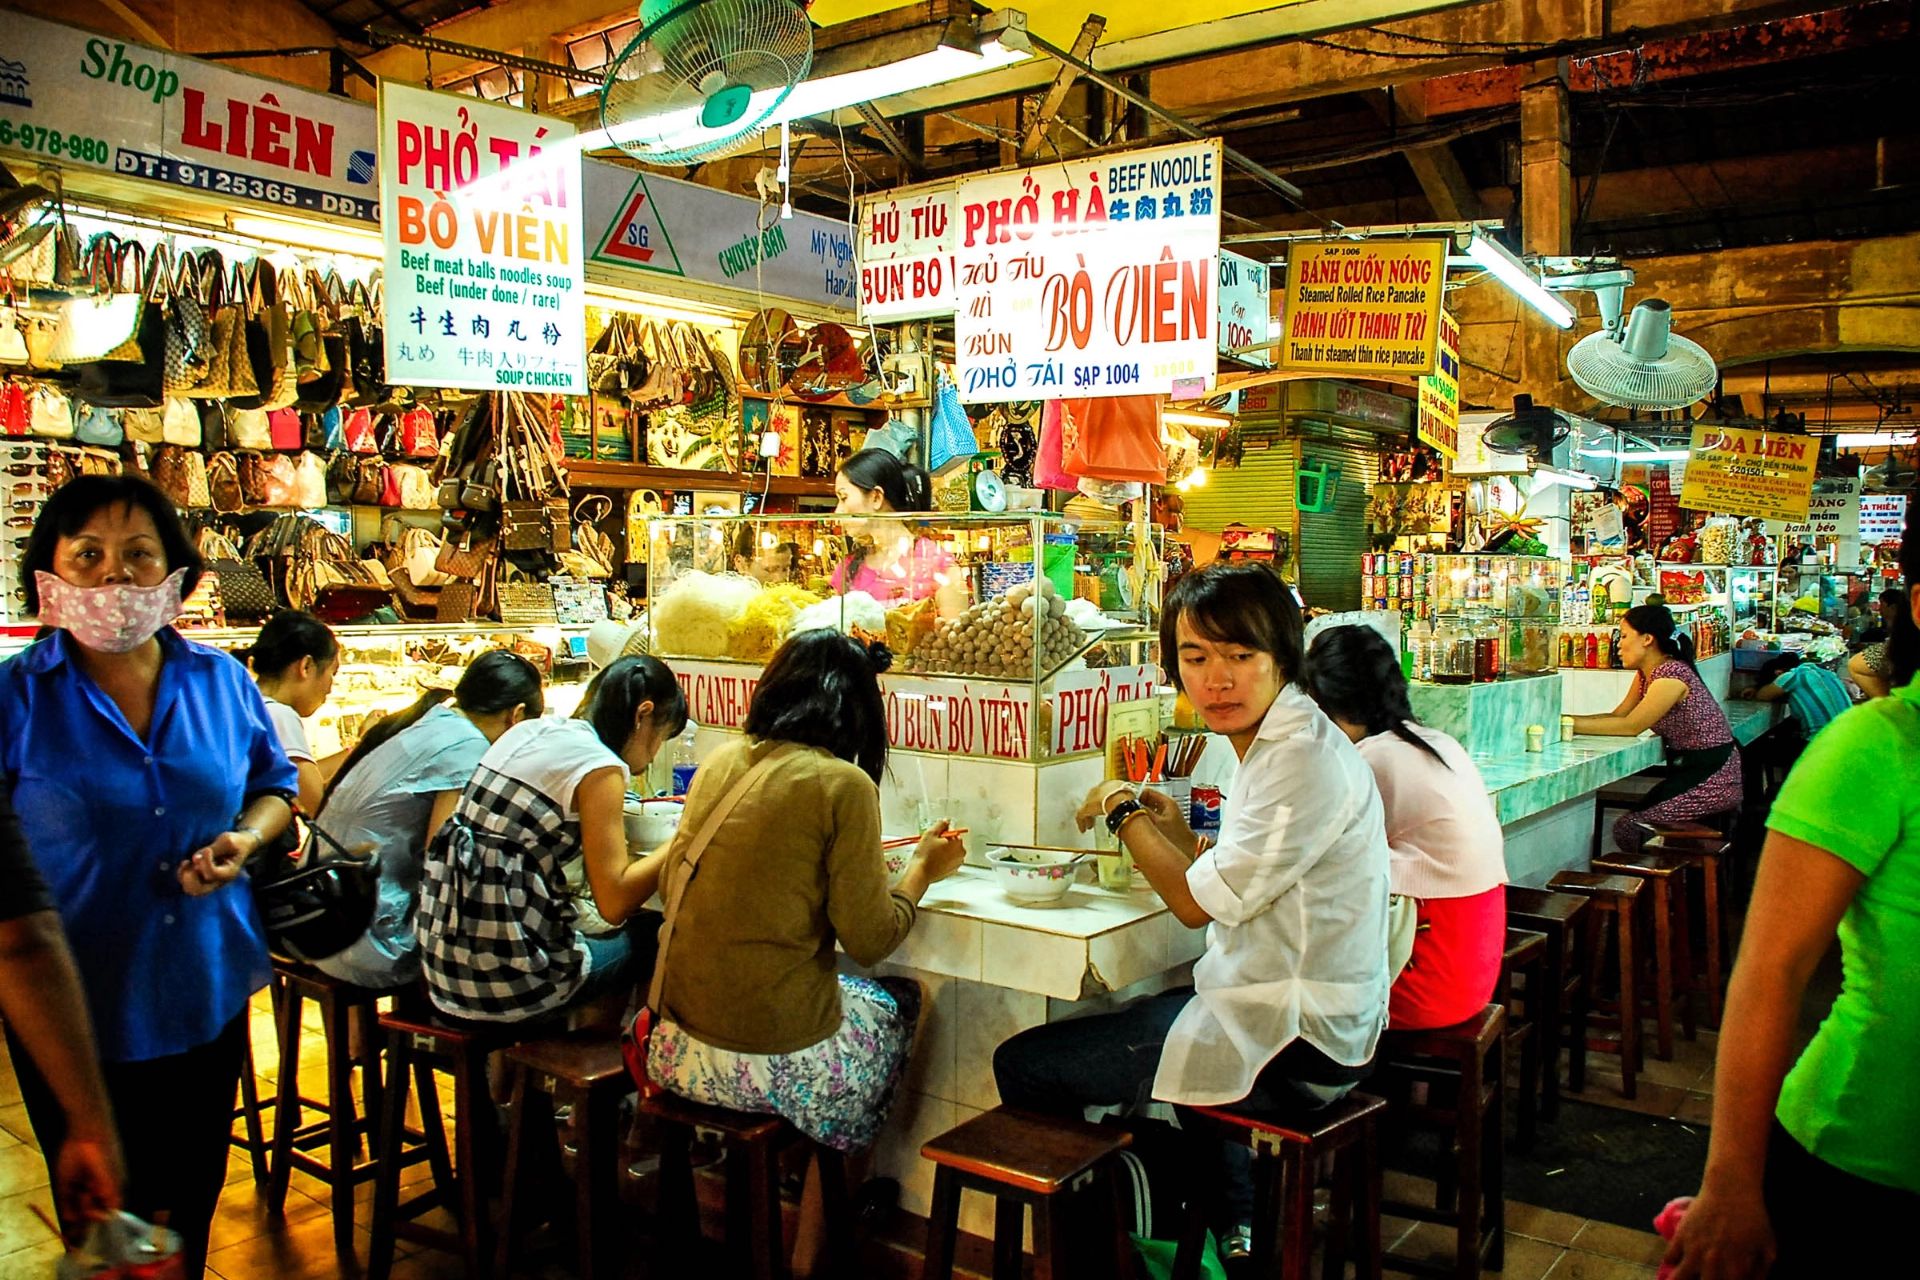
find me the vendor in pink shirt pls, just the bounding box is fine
[1305,625,1508,1030]
[830,449,964,612]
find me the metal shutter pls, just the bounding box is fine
[1296,441,1379,611]
[1180,442,1299,577]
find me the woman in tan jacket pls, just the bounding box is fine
[643,629,966,1275]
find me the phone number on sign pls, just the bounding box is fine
[0,121,111,164]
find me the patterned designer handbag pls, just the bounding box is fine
[207,451,245,513]
[434,531,496,580]
[150,445,193,508]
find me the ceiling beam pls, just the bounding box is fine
[1367,85,1484,221]
[1020,13,1107,161]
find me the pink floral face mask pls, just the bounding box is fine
[35,569,188,653]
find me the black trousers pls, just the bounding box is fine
[1765,1119,1919,1277]
[8,1011,247,1280]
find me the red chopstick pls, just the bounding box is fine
[882,828,969,849]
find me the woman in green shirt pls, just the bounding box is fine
[1668,518,1920,1279]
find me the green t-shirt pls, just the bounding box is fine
[1765,679,1920,1193]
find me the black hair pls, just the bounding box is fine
[240,610,338,679]
[1303,625,1449,767]
[1882,588,1907,611]
[1622,603,1697,669]
[1756,652,1803,685]
[838,448,931,513]
[21,474,204,615]
[1159,560,1305,689]
[322,649,546,804]
[579,655,688,754]
[1892,505,1919,689]
[742,629,891,783]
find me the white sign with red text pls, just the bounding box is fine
[857,184,958,323]
[1861,493,1908,543]
[377,81,585,393]
[670,660,1155,761]
[953,139,1222,403]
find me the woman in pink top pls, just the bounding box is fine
[830,449,962,610]
[1305,625,1508,1030]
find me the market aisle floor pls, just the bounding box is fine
[0,987,1674,1280]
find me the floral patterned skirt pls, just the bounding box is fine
[646,975,922,1152]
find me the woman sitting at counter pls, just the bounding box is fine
[416,655,686,1024]
[1570,604,1743,853]
[641,630,967,1278]
[314,651,545,990]
[243,610,340,819]
[993,560,1391,1256]
[832,449,964,612]
[1304,625,1507,1032]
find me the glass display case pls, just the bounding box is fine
[1366,552,1564,681]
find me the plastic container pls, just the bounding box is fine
[668,722,699,796]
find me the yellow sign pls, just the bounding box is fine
[1678,425,1819,522]
[1278,239,1447,378]
[1416,309,1460,459]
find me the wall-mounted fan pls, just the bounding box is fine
[1567,299,1717,410]
[599,0,814,166]
[1482,394,1574,459]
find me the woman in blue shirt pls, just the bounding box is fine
[315,650,545,989]
[0,475,297,1279]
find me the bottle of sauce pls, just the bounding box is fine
[1585,629,1599,669]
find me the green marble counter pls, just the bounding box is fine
[1723,699,1783,747]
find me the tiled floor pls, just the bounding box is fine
[1560,1027,1719,1129]
[0,987,1679,1279]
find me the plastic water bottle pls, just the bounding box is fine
[669,722,699,797]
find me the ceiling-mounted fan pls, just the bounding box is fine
[1482,394,1575,460]
[1567,299,1718,411]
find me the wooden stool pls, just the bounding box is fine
[1590,851,1696,1060]
[1499,930,1549,1150]
[1174,1092,1387,1280]
[1506,888,1592,1120]
[495,1033,633,1280]
[230,1015,271,1187]
[368,1009,528,1280]
[1644,824,1735,1028]
[1379,1006,1506,1280]
[1546,872,1645,1098]
[642,1091,856,1280]
[1591,773,1664,860]
[920,1107,1133,1280]
[266,959,389,1262]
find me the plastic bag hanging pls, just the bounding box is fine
[927,369,976,472]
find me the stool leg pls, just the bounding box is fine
[992,1197,1025,1280]
[320,997,359,1260]
[1616,906,1639,1098]
[1250,1152,1283,1276]
[921,1167,962,1280]
[1359,1116,1384,1280]
[576,1087,622,1280]
[1280,1144,1314,1280]
[1567,914,1591,1098]
[815,1146,856,1280]
[368,1031,411,1280]
[416,1059,457,1200]
[1649,880,1675,1061]
[236,1029,270,1187]
[1033,1196,1070,1280]
[1517,959,1541,1151]
[450,1046,489,1280]
[1324,1145,1352,1280]
[265,983,305,1217]
[1454,1054,1484,1280]
[1537,934,1563,1125]
[656,1121,699,1268]
[1672,869,1697,1043]
[750,1137,785,1280]
[1485,1051,1505,1275]
[1106,1161,1134,1280]
[492,1065,529,1280]
[1170,1123,1220,1280]
[1702,855,1725,1028]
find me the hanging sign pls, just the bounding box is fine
[0,11,379,221]
[378,81,586,393]
[857,183,958,323]
[1277,239,1448,377]
[1678,424,1819,522]
[1785,476,1863,540]
[1861,493,1908,543]
[1646,463,1680,549]
[952,139,1223,403]
[1217,250,1271,369]
[1416,309,1460,459]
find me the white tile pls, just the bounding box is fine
[891,910,983,982]
[880,966,958,1104]
[979,923,1093,999]
[1087,916,1169,995]
[952,980,1050,1111]
[880,753,950,838]
[870,1088,955,1219]
[1034,756,1107,846]
[946,757,1038,849]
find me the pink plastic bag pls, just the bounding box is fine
[1036,401,1077,491]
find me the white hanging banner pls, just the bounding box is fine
[856,183,958,323]
[378,81,586,393]
[1217,249,1272,368]
[952,139,1222,403]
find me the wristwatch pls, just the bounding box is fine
[1105,798,1147,838]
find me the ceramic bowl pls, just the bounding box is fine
[985,846,1092,905]
[623,798,682,851]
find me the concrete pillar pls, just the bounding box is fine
[1519,58,1572,257]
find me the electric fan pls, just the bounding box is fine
[1483,394,1575,459]
[599,0,814,166]
[1567,299,1718,411]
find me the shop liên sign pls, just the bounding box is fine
[857,183,957,323]
[1785,476,1862,540]
[1416,309,1461,459]
[1217,250,1272,369]
[953,139,1223,403]
[1678,424,1819,522]
[1278,239,1448,378]
[378,81,586,394]
[1861,493,1908,543]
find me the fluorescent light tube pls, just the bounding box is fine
[1836,431,1919,448]
[1577,446,1691,462]
[1466,234,1575,329]
[1162,410,1232,430]
[1531,465,1598,490]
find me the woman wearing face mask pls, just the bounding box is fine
[0,475,298,1278]
[416,655,688,1023]
[241,609,340,819]
[831,449,963,612]
[314,651,546,991]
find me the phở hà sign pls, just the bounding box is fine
[953,139,1222,403]
[378,81,586,394]
[1279,239,1447,377]
[1679,424,1819,522]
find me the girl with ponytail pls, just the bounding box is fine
[1303,625,1508,1031]
[831,448,964,612]
[1571,602,1743,852]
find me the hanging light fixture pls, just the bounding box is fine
[1466,233,1575,329]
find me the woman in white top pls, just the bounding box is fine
[1304,625,1507,1031]
[244,610,339,818]
[993,560,1391,1249]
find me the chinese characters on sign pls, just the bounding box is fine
[378,81,586,393]
[1415,309,1460,459]
[953,139,1223,403]
[1279,239,1448,377]
[1678,425,1819,522]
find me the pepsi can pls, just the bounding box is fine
[671,763,698,796]
[1191,783,1223,839]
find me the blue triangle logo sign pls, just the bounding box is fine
[595,173,685,276]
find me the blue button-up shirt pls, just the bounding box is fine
[0,628,297,1061]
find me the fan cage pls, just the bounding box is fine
[1568,330,1718,412]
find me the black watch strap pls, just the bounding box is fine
[1106,798,1145,837]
